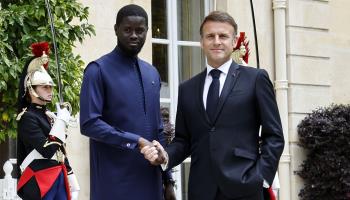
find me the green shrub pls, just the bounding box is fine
[297,104,350,200]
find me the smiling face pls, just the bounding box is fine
[115,16,148,56]
[200,21,237,68]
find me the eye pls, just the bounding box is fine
[219,34,229,39]
[206,34,214,39]
[135,27,146,34]
[124,27,131,33]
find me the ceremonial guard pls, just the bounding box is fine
[16,42,80,200]
[231,32,250,66]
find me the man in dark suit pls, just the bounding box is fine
[142,11,284,200]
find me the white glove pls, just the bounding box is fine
[71,191,79,200]
[68,173,80,200]
[56,103,71,124]
[49,103,71,143]
[49,118,67,143]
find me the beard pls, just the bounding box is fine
[117,39,145,57]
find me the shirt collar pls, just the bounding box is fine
[206,59,232,76]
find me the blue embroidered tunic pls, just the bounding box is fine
[80,47,165,200]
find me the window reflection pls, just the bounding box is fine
[152,0,167,39]
[152,43,169,98]
[177,0,205,41]
[178,46,206,82]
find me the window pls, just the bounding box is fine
[152,1,211,199]
[152,0,169,98]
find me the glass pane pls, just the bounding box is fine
[160,102,170,109]
[177,0,205,41]
[181,162,191,200]
[152,43,169,98]
[152,0,167,39]
[178,46,206,82]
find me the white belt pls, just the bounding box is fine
[20,149,44,172]
[20,149,63,173]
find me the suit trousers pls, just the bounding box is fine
[215,188,265,200]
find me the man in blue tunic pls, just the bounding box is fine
[80,4,175,200]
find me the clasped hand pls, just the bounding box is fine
[140,139,167,166]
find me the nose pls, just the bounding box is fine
[130,30,137,40]
[213,35,221,45]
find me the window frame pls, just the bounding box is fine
[151,0,212,199]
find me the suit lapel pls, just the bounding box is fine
[196,69,211,125]
[212,61,240,124]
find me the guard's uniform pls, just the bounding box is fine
[16,42,79,200]
[17,104,71,200]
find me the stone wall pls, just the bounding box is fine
[68,0,350,199]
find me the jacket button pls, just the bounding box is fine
[210,127,216,132]
[126,143,131,147]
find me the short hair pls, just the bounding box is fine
[200,11,238,36]
[116,4,148,27]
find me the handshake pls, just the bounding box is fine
[138,138,168,166]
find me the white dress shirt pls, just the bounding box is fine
[203,59,232,109]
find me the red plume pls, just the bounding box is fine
[234,32,245,50]
[31,42,50,57]
[31,42,50,69]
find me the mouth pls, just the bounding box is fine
[211,49,223,53]
[128,42,139,46]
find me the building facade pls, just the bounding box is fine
[69,0,350,199]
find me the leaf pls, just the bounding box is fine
[2,56,11,67]
[3,73,8,81]
[0,80,7,90]
[2,42,13,51]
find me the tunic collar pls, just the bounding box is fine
[115,46,138,60]
[29,103,47,111]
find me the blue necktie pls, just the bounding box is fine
[206,69,221,122]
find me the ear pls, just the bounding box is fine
[28,86,36,100]
[200,37,204,48]
[233,35,238,47]
[114,24,118,36]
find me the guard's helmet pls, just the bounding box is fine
[24,42,55,99]
[25,52,55,87]
[18,42,55,112]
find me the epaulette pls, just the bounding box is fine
[16,107,28,121]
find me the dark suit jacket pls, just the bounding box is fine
[166,61,284,200]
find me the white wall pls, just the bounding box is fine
[69,0,350,199]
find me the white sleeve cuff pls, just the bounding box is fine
[160,151,169,171]
[263,179,270,188]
